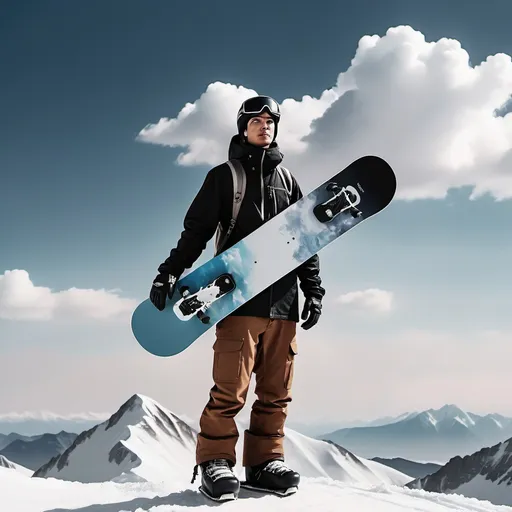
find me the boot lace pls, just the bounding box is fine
[263,459,292,475]
[191,458,234,484]
[205,459,234,481]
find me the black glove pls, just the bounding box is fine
[149,273,178,311]
[300,296,322,330]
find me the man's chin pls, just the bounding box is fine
[249,139,271,147]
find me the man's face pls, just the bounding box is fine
[245,112,275,147]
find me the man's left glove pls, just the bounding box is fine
[300,296,322,330]
[149,273,178,311]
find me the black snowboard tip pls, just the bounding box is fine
[350,155,397,210]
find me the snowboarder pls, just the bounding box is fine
[149,95,325,501]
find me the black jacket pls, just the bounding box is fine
[157,135,325,322]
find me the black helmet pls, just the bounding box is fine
[237,95,281,141]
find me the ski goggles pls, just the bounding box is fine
[237,96,281,120]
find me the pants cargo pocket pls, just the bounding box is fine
[213,338,244,383]
[284,339,298,390]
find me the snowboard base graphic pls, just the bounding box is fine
[131,155,396,357]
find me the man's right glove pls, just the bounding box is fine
[300,295,322,330]
[149,273,178,311]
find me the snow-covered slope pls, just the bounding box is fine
[0,455,32,476]
[2,464,511,512]
[32,393,409,487]
[407,437,512,507]
[321,404,512,462]
[263,433,410,486]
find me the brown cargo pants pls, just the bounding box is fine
[195,315,298,468]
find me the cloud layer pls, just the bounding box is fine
[0,411,110,436]
[0,270,137,321]
[0,411,108,422]
[138,25,512,201]
[336,288,394,313]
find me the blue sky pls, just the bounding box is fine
[1,0,512,433]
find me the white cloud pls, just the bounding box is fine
[138,25,512,201]
[0,269,137,321]
[336,288,394,313]
[136,81,338,165]
[137,83,257,166]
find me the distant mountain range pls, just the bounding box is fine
[320,404,512,463]
[2,397,512,508]
[0,433,39,451]
[33,394,411,488]
[407,436,512,507]
[371,457,442,479]
[285,412,416,437]
[0,431,76,470]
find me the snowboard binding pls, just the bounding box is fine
[199,485,238,502]
[240,481,298,497]
[174,273,236,323]
[313,182,362,223]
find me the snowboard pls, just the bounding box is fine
[199,482,297,502]
[131,155,396,357]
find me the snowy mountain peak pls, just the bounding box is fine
[103,392,191,439]
[480,413,510,430]
[419,411,438,428]
[400,405,475,433]
[428,404,476,427]
[434,404,467,416]
[33,394,197,483]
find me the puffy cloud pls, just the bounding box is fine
[137,81,337,165]
[336,288,394,313]
[138,25,512,201]
[137,83,257,166]
[0,269,137,321]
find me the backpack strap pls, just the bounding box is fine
[214,159,246,255]
[277,165,293,196]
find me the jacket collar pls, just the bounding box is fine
[228,135,283,176]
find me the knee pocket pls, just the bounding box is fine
[284,339,298,390]
[213,338,244,383]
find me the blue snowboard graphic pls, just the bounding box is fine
[131,155,396,357]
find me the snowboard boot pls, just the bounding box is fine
[242,458,300,496]
[192,458,240,502]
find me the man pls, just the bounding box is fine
[149,95,325,501]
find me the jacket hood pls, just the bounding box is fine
[228,135,283,175]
